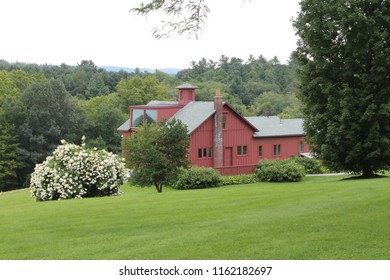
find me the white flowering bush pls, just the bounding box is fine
[30,138,128,201]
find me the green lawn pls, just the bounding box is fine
[1,174,389,260]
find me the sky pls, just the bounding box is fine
[1,0,301,70]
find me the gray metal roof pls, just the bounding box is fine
[117,119,130,132]
[170,102,215,134]
[146,100,179,106]
[245,116,304,137]
[175,83,198,89]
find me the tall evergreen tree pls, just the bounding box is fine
[294,0,390,176]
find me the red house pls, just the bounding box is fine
[118,84,310,175]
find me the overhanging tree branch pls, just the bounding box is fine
[130,0,210,39]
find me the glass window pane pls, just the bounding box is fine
[145,110,157,124]
[208,148,212,158]
[299,141,304,152]
[131,109,144,127]
[243,146,248,155]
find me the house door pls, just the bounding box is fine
[224,147,233,167]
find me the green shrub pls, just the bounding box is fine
[220,174,258,186]
[256,159,306,182]
[172,166,221,190]
[290,156,324,174]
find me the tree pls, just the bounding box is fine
[116,76,169,113]
[65,60,98,98]
[19,79,82,166]
[80,94,126,153]
[0,123,25,191]
[123,118,190,192]
[248,92,295,116]
[0,71,19,102]
[85,72,110,99]
[293,0,390,177]
[131,0,209,38]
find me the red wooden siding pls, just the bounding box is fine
[156,107,182,122]
[254,136,309,160]
[189,117,214,167]
[221,105,257,169]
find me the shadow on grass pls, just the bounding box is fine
[341,173,388,181]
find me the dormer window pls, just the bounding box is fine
[131,109,157,127]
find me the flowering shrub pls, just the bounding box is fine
[30,138,128,201]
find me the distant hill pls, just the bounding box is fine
[100,66,182,75]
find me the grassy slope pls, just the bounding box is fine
[1,175,389,260]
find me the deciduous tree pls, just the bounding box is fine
[80,94,126,153]
[116,76,169,112]
[293,0,390,177]
[0,123,25,191]
[20,79,82,165]
[123,118,190,192]
[131,0,209,38]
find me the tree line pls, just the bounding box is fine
[0,56,300,191]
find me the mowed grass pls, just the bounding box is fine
[1,174,389,260]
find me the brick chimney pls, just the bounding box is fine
[214,88,223,168]
[176,83,197,105]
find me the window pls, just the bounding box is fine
[131,109,144,127]
[131,109,157,127]
[145,110,157,124]
[258,145,263,157]
[222,113,227,129]
[273,144,281,156]
[237,145,248,156]
[299,141,304,153]
[198,148,212,158]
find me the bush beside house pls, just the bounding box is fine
[256,159,306,182]
[171,157,324,190]
[290,156,324,174]
[172,166,221,190]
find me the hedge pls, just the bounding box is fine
[172,166,221,190]
[256,159,306,182]
[220,174,258,186]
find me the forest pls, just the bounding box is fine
[0,55,301,191]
